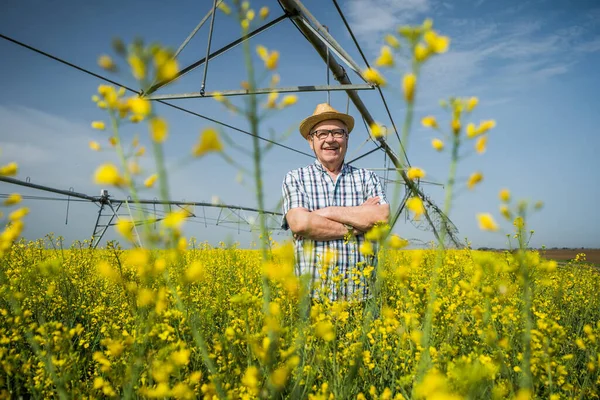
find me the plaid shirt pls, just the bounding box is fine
[281,159,388,300]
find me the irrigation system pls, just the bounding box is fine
[0,0,461,248]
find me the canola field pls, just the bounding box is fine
[0,239,598,399]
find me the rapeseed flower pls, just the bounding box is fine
[91,121,105,130]
[0,162,18,176]
[144,174,157,188]
[475,135,487,154]
[279,95,297,108]
[94,163,126,186]
[467,171,483,189]
[375,46,394,67]
[259,6,269,20]
[403,73,416,102]
[192,128,223,157]
[3,193,22,206]
[149,117,168,143]
[363,68,386,86]
[499,188,511,202]
[97,55,116,71]
[384,34,400,49]
[407,167,426,180]
[477,213,499,231]
[407,196,425,220]
[89,141,101,151]
[432,138,444,151]
[128,54,145,80]
[422,116,438,128]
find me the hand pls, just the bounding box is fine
[362,196,381,206]
[293,233,303,241]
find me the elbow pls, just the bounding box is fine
[286,209,310,236]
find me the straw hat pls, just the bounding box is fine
[299,103,355,139]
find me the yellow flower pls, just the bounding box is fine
[424,30,450,53]
[477,119,496,135]
[499,205,511,220]
[89,141,101,151]
[360,241,374,255]
[242,366,260,393]
[384,34,400,49]
[144,174,157,188]
[184,261,206,282]
[403,73,416,102]
[128,54,146,80]
[414,43,430,62]
[406,197,425,220]
[375,46,394,67]
[108,137,118,147]
[246,9,255,21]
[270,73,280,86]
[0,162,18,176]
[315,321,335,341]
[115,219,135,241]
[389,234,409,249]
[466,123,477,138]
[135,146,146,156]
[498,189,510,203]
[217,2,231,14]
[98,55,116,71]
[259,6,269,20]
[265,51,279,70]
[370,123,386,138]
[451,119,461,135]
[171,349,190,366]
[475,135,487,154]
[256,45,268,60]
[279,95,297,108]
[3,193,22,206]
[513,216,525,229]
[266,91,278,108]
[91,121,105,130]
[431,138,444,151]
[363,68,386,86]
[128,97,151,117]
[477,213,499,231]
[466,97,478,112]
[421,116,438,128]
[467,172,483,189]
[270,367,288,389]
[149,117,168,143]
[163,210,188,229]
[193,128,223,157]
[94,163,125,187]
[407,167,426,180]
[8,207,29,222]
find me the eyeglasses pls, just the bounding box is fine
[310,128,347,140]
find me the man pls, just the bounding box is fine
[281,103,389,301]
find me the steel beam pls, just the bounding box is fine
[145,83,374,100]
[144,13,289,96]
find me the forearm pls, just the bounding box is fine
[286,208,349,241]
[315,204,390,232]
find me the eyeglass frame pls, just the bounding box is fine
[309,128,348,140]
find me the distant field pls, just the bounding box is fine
[541,248,600,265]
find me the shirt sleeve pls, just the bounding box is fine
[365,171,389,205]
[281,172,311,230]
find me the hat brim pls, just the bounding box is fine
[299,112,355,139]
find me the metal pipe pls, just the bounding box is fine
[146,83,374,100]
[144,13,289,95]
[200,0,219,96]
[0,176,97,201]
[174,0,223,59]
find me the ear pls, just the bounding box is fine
[308,136,315,151]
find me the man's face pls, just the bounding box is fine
[308,119,348,168]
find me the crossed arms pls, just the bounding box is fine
[285,196,390,241]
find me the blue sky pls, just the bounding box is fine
[1,0,599,249]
